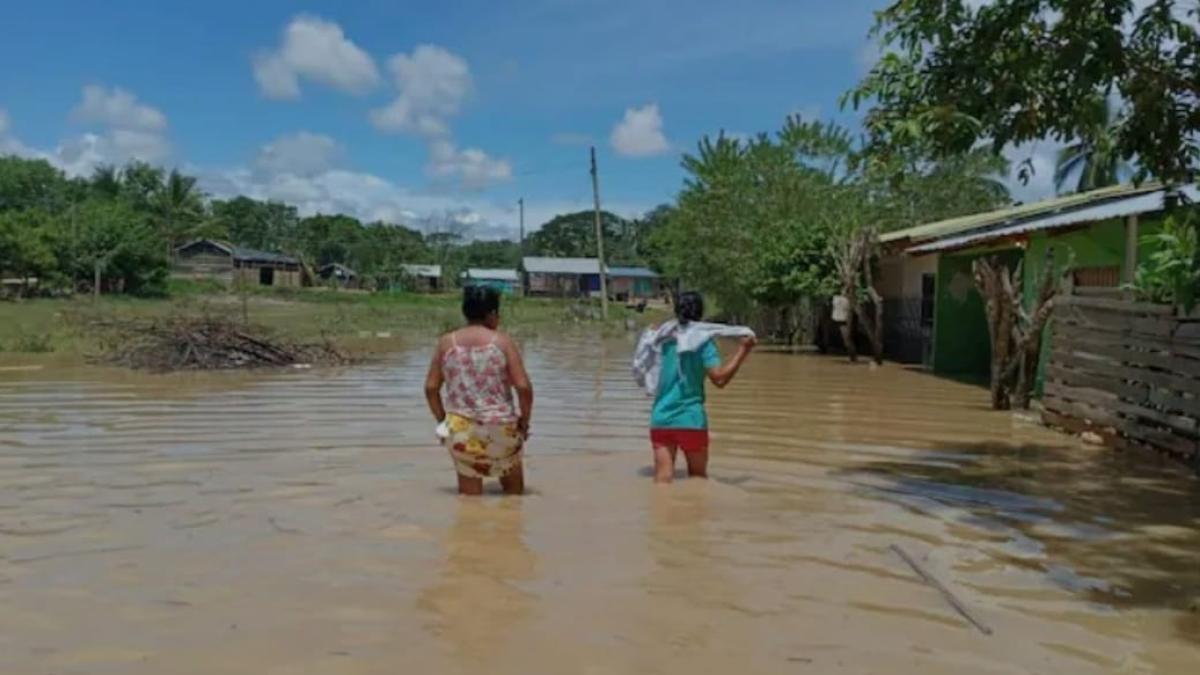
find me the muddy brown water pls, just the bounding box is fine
[2,334,1199,674]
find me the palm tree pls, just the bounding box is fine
[154,169,204,257]
[1054,103,1130,194]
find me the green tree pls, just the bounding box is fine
[0,209,58,295]
[65,198,168,297]
[0,156,74,213]
[154,169,206,255]
[1054,101,1131,194]
[526,210,635,261]
[847,0,1200,186]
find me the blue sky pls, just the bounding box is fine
[0,1,1048,237]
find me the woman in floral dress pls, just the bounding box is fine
[424,287,534,495]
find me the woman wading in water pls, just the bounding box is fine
[632,291,756,483]
[425,287,533,495]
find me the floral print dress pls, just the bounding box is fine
[440,333,523,478]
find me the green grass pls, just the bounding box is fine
[0,288,665,358]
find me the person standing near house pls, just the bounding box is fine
[424,287,534,495]
[634,291,756,483]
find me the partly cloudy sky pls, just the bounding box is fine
[0,0,1058,239]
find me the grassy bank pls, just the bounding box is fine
[0,286,663,359]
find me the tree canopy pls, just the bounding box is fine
[847,0,1199,186]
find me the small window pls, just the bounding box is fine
[1073,265,1120,288]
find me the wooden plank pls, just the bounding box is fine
[1122,421,1199,457]
[1050,349,1200,397]
[1053,324,1200,362]
[1045,365,1141,397]
[1047,381,1199,436]
[1057,308,1176,338]
[1054,340,1200,379]
[1045,364,1200,418]
[1072,286,1124,299]
[1058,294,1174,316]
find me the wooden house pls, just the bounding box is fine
[400,264,443,292]
[174,239,302,288]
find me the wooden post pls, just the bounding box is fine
[93,260,101,302]
[590,147,610,319]
[1123,213,1139,289]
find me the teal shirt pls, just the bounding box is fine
[650,338,722,429]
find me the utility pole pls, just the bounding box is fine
[589,146,610,319]
[518,198,525,254]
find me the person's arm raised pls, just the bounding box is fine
[707,336,756,389]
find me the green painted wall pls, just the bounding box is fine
[931,215,1164,389]
[933,248,1022,377]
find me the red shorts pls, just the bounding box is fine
[650,429,710,453]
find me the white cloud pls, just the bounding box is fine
[370,44,472,137]
[253,15,380,99]
[610,103,670,158]
[255,131,344,177]
[52,130,171,176]
[368,44,510,190]
[426,139,512,191]
[14,85,176,176]
[71,85,167,131]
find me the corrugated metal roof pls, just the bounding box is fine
[522,257,601,274]
[907,184,1199,254]
[231,246,299,265]
[401,264,442,278]
[463,268,519,281]
[607,266,659,278]
[880,183,1159,245]
[176,239,299,265]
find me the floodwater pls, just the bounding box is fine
[1,334,1199,675]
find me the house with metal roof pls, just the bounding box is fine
[607,266,662,301]
[521,257,605,297]
[318,263,359,289]
[174,239,304,288]
[878,183,1198,382]
[461,268,520,295]
[399,264,443,292]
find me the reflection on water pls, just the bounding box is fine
[417,498,537,666]
[1,334,1198,674]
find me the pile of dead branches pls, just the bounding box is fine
[93,315,350,371]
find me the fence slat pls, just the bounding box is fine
[1045,295,1200,464]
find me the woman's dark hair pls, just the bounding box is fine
[674,291,704,325]
[462,286,501,322]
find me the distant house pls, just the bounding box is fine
[461,268,520,295]
[174,239,302,288]
[522,257,602,297]
[318,263,359,289]
[608,266,661,301]
[401,264,443,292]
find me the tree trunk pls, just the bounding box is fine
[839,314,858,362]
[974,249,1064,410]
[93,261,102,302]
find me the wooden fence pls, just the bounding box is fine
[1042,292,1200,468]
